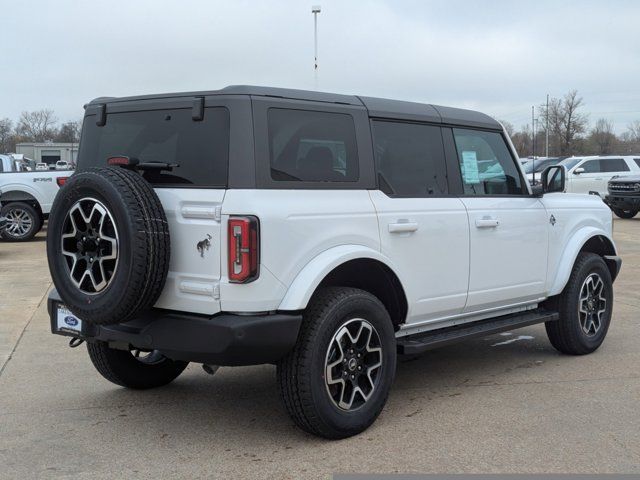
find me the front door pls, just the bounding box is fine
[369,120,469,324]
[447,127,548,313]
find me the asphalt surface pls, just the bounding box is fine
[1,220,639,479]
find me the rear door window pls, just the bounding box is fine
[601,158,629,172]
[372,121,447,196]
[78,107,230,187]
[582,159,630,173]
[268,108,359,182]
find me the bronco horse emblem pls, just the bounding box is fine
[196,234,212,258]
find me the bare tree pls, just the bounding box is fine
[55,120,82,143]
[588,118,617,154]
[540,90,588,156]
[626,120,640,143]
[510,125,531,157]
[499,119,514,137]
[17,109,58,142]
[0,118,14,153]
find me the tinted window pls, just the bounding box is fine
[580,160,601,173]
[453,129,524,195]
[581,158,629,173]
[635,158,640,168]
[372,121,447,196]
[268,109,358,182]
[602,158,629,172]
[78,108,230,187]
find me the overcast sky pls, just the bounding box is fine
[3,0,639,133]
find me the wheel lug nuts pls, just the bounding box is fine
[358,366,362,371]
[357,353,361,358]
[351,375,355,379]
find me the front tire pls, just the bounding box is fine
[612,208,638,219]
[277,287,397,439]
[87,341,188,389]
[0,202,42,241]
[545,252,613,355]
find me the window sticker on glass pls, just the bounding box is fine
[462,151,480,184]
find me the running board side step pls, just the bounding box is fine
[397,310,559,355]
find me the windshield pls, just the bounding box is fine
[523,159,558,174]
[559,157,583,171]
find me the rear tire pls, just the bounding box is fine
[545,252,613,355]
[87,341,188,389]
[0,202,42,241]
[612,208,638,219]
[277,287,396,439]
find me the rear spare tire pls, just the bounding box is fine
[47,167,170,325]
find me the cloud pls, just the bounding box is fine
[2,0,639,133]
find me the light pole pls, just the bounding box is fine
[312,5,321,89]
[545,93,549,157]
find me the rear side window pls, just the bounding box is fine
[602,158,629,172]
[581,159,629,173]
[372,121,447,196]
[268,108,359,182]
[78,108,230,187]
[635,158,640,168]
[453,128,524,195]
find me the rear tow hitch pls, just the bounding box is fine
[69,337,85,348]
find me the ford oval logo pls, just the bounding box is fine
[64,316,79,327]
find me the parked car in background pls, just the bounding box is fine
[604,174,640,218]
[524,157,561,185]
[55,161,71,170]
[0,169,69,241]
[560,155,640,196]
[35,163,49,171]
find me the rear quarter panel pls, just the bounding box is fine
[219,189,379,312]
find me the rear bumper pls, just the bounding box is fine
[604,194,640,210]
[47,289,302,366]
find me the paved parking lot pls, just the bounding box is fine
[1,220,639,479]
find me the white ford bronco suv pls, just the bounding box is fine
[46,86,621,439]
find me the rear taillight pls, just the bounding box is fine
[228,216,259,283]
[56,177,69,187]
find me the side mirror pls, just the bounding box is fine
[573,167,585,175]
[541,165,565,194]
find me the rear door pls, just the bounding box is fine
[446,127,548,313]
[369,120,469,324]
[79,98,234,315]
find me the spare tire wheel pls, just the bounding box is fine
[47,167,170,325]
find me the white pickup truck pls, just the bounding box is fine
[0,159,70,240]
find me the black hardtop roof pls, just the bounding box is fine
[88,85,501,130]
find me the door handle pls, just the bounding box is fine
[475,217,500,228]
[595,177,603,181]
[388,221,419,233]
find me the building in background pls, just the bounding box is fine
[15,142,78,168]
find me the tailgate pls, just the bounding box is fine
[153,188,225,315]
